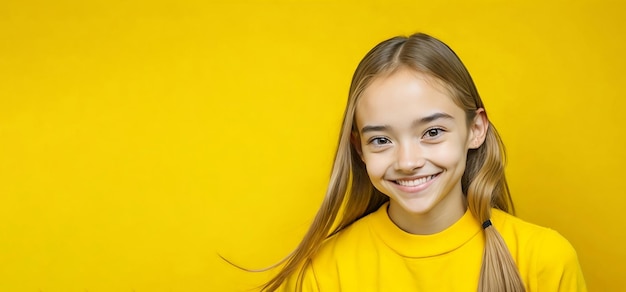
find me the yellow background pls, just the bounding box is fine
[1,0,624,291]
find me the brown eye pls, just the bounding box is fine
[423,128,444,139]
[368,137,392,146]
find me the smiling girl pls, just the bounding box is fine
[264,33,586,291]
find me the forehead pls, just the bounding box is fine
[355,69,464,129]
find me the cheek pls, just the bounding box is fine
[362,153,389,178]
[430,141,468,167]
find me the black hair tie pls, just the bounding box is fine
[482,219,492,229]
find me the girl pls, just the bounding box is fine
[264,33,586,291]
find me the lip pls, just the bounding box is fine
[391,172,441,193]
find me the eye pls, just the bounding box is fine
[368,137,392,146]
[422,128,444,139]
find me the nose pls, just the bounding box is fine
[395,141,426,172]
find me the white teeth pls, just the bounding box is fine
[396,175,435,187]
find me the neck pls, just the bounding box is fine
[387,191,467,235]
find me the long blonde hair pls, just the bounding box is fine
[262,33,524,292]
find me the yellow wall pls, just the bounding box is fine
[1,1,624,291]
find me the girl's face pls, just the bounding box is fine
[355,68,486,233]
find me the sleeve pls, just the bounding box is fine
[535,229,587,292]
[277,261,320,292]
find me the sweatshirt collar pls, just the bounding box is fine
[368,202,482,258]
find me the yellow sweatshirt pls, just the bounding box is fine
[281,203,586,291]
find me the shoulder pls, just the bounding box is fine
[280,208,386,291]
[491,209,571,250]
[491,209,587,291]
[491,209,578,262]
[313,211,379,264]
[304,211,381,286]
[491,209,548,237]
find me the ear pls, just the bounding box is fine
[350,131,364,161]
[468,108,488,149]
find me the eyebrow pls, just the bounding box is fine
[360,112,454,134]
[413,112,454,126]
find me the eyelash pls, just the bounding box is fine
[367,137,392,146]
[422,127,445,139]
[365,128,446,146]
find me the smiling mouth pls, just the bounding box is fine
[394,173,440,187]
